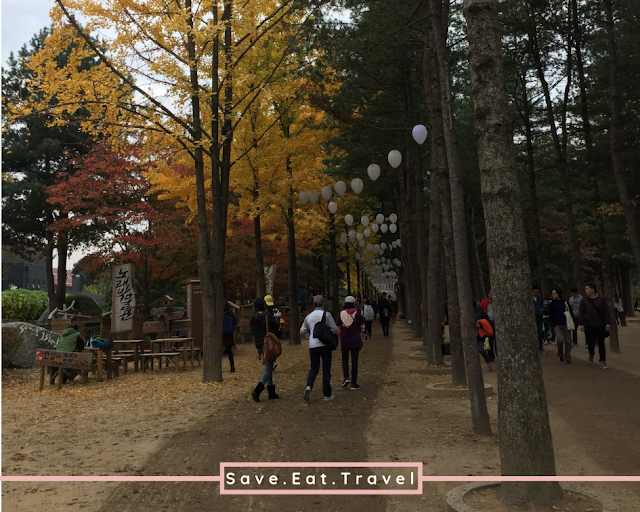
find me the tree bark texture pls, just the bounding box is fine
[55,226,68,311]
[619,264,634,317]
[398,166,415,326]
[254,213,267,297]
[527,7,585,292]
[464,0,562,505]
[429,0,491,435]
[604,0,640,268]
[287,205,301,345]
[330,214,340,319]
[466,197,486,300]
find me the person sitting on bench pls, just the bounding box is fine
[56,323,85,383]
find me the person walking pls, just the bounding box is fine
[568,286,583,347]
[475,317,494,371]
[613,295,626,327]
[300,295,339,401]
[578,283,612,369]
[546,289,574,364]
[479,289,496,359]
[222,303,236,373]
[378,293,391,338]
[249,297,282,401]
[362,298,374,339]
[336,296,365,390]
[533,286,546,354]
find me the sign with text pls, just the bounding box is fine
[112,264,136,333]
[34,349,92,370]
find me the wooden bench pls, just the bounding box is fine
[141,352,181,373]
[175,346,203,366]
[34,349,92,390]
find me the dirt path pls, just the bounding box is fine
[3,318,640,511]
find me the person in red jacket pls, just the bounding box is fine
[479,290,496,360]
[475,317,494,371]
[578,283,612,369]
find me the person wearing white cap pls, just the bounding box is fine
[336,296,365,390]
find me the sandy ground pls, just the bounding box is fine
[2,317,639,511]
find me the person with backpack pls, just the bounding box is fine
[362,298,375,339]
[300,295,339,402]
[378,293,391,338]
[222,303,236,373]
[475,317,494,371]
[249,297,281,401]
[545,289,575,364]
[336,296,365,390]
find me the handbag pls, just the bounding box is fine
[312,312,339,350]
[564,303,575,331]
[261,314,282,363]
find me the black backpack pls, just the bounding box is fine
[312,312,338,350]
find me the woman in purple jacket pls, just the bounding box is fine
[336,296,365,390]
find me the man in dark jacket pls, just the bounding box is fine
[56,324,85,383]
[578,283,612,369]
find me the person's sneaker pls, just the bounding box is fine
[342,379,351,388]
[303,386,311,401]
[559,357,564,363]
[600,362,610,369]
[324,394,335,401]
[350,383,360,390]
[588,355,594,364]
[487,362,493,371]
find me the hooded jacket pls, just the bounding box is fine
[57,328,84,352]
[336,306,364,350]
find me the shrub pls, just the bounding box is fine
[65,295,102,318]
[1,289,49,322]
[2,326,24,367]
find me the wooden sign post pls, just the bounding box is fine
[34,349,93,390]
[112,264,136,334]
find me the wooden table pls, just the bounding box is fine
[112,339,145,372]
[87,346,113,381]
[150,337,194,369]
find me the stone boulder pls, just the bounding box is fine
[2,322,60,368]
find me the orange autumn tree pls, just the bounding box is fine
[18,0,322,382]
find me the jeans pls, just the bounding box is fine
[554,325,572,362]
[307,346,332,397]
[617,311,627,326]
[572,328,578,346]
[364,321,372,338]
[380,318,390,336]
[259,359,274,386]
[536,317,544,351]
[224,346,235,369]
[584,325,607,362]
[342,348,360,384]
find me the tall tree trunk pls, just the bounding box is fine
[424,28,446,363]
[604,0,640,267]
[441,175,466,385]
[522,77,550,297]
[466,198,486,300]
[464,0,562,505]
[287,204,301,345]
[330,213,340,319]
[46,210,56,310]
[346,256,351,296]
[55,224,68,310]
[619,264,634,317]
[429,0,491,435]
[527,7,585,292]
[254,213,267,297]
[398,175,415,327]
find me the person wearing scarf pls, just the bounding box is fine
[336,296,365,390]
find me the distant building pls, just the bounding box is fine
[2,252,83,293]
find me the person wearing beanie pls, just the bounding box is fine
[336,296,365,390]
[300,295,339,401]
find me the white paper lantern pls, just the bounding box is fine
[345,214,354,226]
[367,164,381,181]
[396,260,402,267]
[389,223,397,233]
[375,213,384,224]
[378,249,384,256]
[340,232,348,245]
[380,223,388,233]
[364,228,371,238]
[388,150,402,168]
[397,239,402,248]
[372,223,379,233]
[376,258,381,264]
[349,230,356,240]
[392,241,397,248]
[367,244,373,251]
[335,181,347,196]
[374,244,380,251]
[389,213,398,224]
[328,201,338,214]
[359,239,365,247]
[355,252,360,260]
[351,178,364,194]
[361,216,369,227]
[309,190,319,203]
[360,256,365,263]
[356,232,364,242]
[381,242,387,250]
[299,191,309,204]
[412,124,428,145]
[381,257,386,262]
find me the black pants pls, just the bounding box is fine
[224,346,234,368]
[364,321,372,337]
[342,348,360,384]
[380,318,390,336]
[616,311,627,326]
[584,325,607,363]
[477,339,491,364]
[307,346,332,397]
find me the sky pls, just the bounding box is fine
[1,0,55,64]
